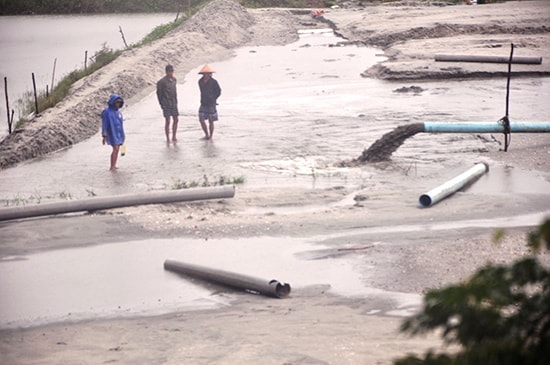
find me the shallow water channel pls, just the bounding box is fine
[0,236,420,329]
[0,29,549,329]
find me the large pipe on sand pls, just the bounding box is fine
[419,162,489,207]
[164,259,291,298]
[423,121,550,134]
[435,54,542,65]
[0,185,236,221]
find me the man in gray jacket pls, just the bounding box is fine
[156,64,179,143]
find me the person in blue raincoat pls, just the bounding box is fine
[101,94,125,171]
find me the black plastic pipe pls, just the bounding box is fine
[435,54,542,65]
[164,259,291,299]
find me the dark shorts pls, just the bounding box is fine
[162,106,179,118]
[198,105,218,122]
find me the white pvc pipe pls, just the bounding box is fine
[419,163,488,208]
[0,185,235,221]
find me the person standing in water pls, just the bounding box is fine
[101,94,125,171]
[156,64,179,143]
[197,64,221,140]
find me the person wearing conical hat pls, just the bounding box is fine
[197,64,221,140]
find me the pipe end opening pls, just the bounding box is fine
[270,280,291,298]
[419,194,432,207]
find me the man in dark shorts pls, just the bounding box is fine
[197,64,221,140]
[156,64,179,143]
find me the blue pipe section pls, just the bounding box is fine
[423,122,550,134]
[419,162,489,208]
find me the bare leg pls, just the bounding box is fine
[200,120,209,139]
[164,117,171,143]
[172,116,179,142]
[110,145,120,171]
[208,120,215,140]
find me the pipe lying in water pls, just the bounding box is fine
[435,54,542,65]
[423,121,550,134]
[0,185,235,222]
[164,259,291,299]
[419,162,488,208]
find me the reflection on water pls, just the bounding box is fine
[469,165,550,194]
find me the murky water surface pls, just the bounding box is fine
[0,29,549,328]
[2,210,548,329]
[0,236,417,329]
[1,29,549,200]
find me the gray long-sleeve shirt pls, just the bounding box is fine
[156,75,178,108]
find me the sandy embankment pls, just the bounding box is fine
[1,1,549,364]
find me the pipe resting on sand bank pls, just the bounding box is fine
[0,185,235,222]
[419,162,489,207]
[164,259,291,298]
[435,54,543,65]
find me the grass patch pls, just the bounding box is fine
[171,175,246,190]
[13,13,189,131]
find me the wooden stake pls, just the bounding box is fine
[4,77,11,134]
[32,72,39,115]
[119,26,128,49]
[49,58,57,104]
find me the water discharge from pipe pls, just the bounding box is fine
[356,123,425,163]
[353,121,550,163]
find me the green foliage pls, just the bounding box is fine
[18,44,120,119]
[135,18,185,47]
[394,219,550,365]
[237,0,331,8]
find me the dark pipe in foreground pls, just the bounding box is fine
[164,259,291,299]
[0,185,235,222]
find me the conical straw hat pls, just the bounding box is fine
[198,64,216,74]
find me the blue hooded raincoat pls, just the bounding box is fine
[102,94,125,146]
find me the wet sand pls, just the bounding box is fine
[1,1,549,364]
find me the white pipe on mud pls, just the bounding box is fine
[419,163,488,208]
[164,259,291,299]
[0,185,236,221]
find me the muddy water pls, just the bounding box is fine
[2,210,548,329]
[0,29,549,201]
[0,29,549,328]
[0,236,419,329]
